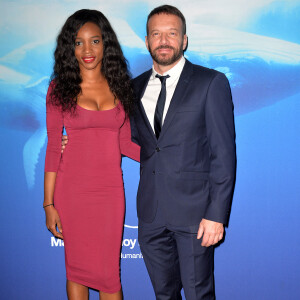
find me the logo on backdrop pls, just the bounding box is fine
[50,237,143,259]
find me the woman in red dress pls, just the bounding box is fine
[43,9,140,300]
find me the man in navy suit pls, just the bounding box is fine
[131,5,236,300]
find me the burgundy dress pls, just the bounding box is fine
[44,85,140,293]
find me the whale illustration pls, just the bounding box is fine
[1,19,300,190]
[118,19,300,114]
[0,66,49,189]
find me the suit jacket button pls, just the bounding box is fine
[152,171,155,174]
[156,147,160,152]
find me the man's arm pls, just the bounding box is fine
[197,72,236,246]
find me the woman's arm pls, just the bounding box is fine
[119,115,140,162]
[44,172,63,239]
[44,83,64,239]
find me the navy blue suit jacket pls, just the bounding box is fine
[131,60,236,226]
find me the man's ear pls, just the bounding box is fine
[183,34,188,51]
[145,36,149,51]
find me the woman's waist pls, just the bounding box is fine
[56,164,123,184]
[66,127,119,140]
[58,157,122,172]
[61,139,121,163]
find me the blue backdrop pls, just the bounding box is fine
[1,0,300,299]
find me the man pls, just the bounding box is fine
[62,5,236,299]
[130,5,236,300]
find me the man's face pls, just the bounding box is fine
[146,13,187,68]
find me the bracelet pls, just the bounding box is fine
[43,203,54,209]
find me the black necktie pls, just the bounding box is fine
[154,74,170,139]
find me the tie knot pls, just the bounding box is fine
[156,74,170,84]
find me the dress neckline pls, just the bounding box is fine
[76,101,120,112]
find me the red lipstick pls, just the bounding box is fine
[82,57,95,63]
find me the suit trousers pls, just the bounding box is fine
[138,201,215,300]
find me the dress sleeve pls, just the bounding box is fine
[44,84,64,172]
[119,115,140,162]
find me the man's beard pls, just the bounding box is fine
[148,44,183,66]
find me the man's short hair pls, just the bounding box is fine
[146,5,186,36]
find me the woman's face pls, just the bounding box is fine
[74,22,103,72]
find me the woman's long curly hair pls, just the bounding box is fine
[50,9,134,115]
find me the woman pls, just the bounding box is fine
[44,9,140,300]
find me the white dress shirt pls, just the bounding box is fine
[141,56,186,131]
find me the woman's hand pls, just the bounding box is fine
[61,135,68,153]
[44,205,63,239]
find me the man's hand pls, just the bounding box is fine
[197,218,224,247]
[61,135,68,153]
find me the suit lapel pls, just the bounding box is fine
[134,70,157,142]
[158,60,194,141]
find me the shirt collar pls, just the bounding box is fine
[150,56,186,81]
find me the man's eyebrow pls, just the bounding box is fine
[150,28,179,32]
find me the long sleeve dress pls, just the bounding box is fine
[44,84,140,293]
